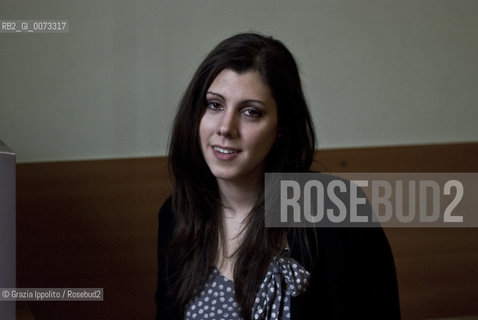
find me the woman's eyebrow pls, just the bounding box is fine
[243,99,265,106]
[206,91,225,100]
[207,91,266,106]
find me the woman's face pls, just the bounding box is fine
[199,68,279,185]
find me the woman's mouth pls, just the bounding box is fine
[212,145,241,160]
[213,146,239,154]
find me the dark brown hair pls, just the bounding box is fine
[168,32,316,318]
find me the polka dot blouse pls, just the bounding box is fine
[185,248,310,320]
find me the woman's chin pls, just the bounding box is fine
[210,169,238,181]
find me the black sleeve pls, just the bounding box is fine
[155,196,182,320]
[292,179,401,319]
[337,227,401,319]
[297,226,400,319]
[336,183,401,319]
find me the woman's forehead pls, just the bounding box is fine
[207,69,274,103]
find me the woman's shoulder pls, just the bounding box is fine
[158,195,175,233]
[289,223,395,275]
[159,195,173,214]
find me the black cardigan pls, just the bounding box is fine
[155,196,401,319]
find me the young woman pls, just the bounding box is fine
[156,33,400,319]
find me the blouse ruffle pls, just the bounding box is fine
[251,248,310,319]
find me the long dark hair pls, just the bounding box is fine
[168,32,316,318]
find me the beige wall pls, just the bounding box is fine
[1,0,477,162]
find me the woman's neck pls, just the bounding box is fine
[215,177,262,280]
[217,178,261,218]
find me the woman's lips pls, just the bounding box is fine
[212,145,241,160]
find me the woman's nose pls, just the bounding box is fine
[216,110,238,138]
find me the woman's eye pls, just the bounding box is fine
[243,108,262,118]
[207,101,223,111]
